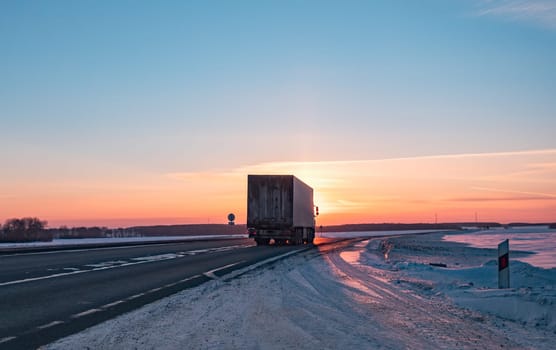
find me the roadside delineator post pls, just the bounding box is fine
[498,239,510,289]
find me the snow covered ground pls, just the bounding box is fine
[443,226,556,269]
[0,235,248,249]
[45,230,555,349]
[318,229,448,239]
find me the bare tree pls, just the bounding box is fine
[1,217,50,242]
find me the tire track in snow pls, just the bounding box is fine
[324,240,521,349]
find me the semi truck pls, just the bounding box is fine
[247,175,317,246]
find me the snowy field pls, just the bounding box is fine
[45,229,555,349]
[318,229,449,239]
[443,226,556,269]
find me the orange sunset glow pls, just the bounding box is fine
[2,0,556,231]
[2,149,555,228]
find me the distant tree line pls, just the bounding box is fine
[0,217,52,243]
[49,224,247,238]
[130,224,246,236]
[49,226,140,239]
[0,219,140,243]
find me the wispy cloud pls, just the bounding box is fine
[476,0,556,29]
[471,186,556,198]
[227,148,556,170]
[166,148,556,181]
[448,195,556,201]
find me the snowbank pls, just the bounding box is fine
[377,233,556,332]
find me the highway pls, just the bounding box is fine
[0,238,325,349]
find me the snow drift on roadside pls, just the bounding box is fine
[373,233,556,332]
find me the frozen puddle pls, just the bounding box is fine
[338,240,368,265]
[46,236,553,350]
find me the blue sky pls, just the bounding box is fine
[1,1,556,225]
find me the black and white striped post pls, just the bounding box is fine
[498,239,510,289]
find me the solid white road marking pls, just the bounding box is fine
[71,309,102,318]
[36,320,64,330]
[0,237,251,258]
[203,261,245,280]
[0,244,170,257]
[220,249,306,281]
[0,270,89,287]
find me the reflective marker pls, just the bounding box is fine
[498,239,510,289]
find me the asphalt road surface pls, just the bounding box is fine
[0,238,329,349]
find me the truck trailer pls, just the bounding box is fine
[247,175,316,246]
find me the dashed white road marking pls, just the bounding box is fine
[0,336,16,344]
[0,245,252,287]
[127,293,146,300]
[179,275,202,283]
[71,308,102,319]
[0,249,305,348]
[131,254,182,262]
[37,320,64,330]
[85,260,127,268]
[101,300,125,309]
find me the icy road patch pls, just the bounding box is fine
[46,234,554,349]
